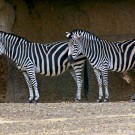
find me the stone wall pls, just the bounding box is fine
[1,0,135,102]
[0,0,15,102]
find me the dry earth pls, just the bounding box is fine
[0,102,135,135]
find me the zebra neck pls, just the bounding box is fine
[83,42,95,62]
[5,47,17,63]
[5,45,13,59]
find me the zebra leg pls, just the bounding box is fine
[102,71,109,102]
[75,72,83,102]
[27,69,40,102]
[22,72,34,102]
[70,70,77,82]
[129,94,135,102]
[70,71,78,102]
[72,66,83,102]
[94,69,103,102]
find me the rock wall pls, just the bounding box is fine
[0,0,15,102]
[1,0,135,102]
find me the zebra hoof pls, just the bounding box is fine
[97,99,102,103]
[27,100,34,103]
[75,99,80,103]
[129,98,135,102]
[33,99,39,104]
[103,98,109,103]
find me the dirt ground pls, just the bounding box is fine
[0,102,135,135]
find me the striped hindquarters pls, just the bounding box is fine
[108,39,135,72]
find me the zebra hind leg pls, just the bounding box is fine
[22,72,34,103]
[27,69,40,103]
[94,69,103,102]
[129,94,135,102]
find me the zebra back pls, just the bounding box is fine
[67,29,135,72]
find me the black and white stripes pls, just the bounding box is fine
[66,29,135,102]
[0,31,88,102]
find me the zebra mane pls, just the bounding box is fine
[70,29,100,41]
[0,31,31,43]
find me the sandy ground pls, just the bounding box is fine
[0,102,135,135]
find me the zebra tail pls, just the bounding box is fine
[83,60,89,99]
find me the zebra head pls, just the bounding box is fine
[0,32,5,55]
[66,30,83,63]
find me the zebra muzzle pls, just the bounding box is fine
[68,55,75,64]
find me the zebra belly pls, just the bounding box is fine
[108,59,135,72]
[35,61,70,76]
[35,67,41,73]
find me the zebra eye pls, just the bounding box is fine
[68,41,73,48]
[69,40,74,45]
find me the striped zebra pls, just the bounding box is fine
[0,31,88,103]
[66,29,135,102]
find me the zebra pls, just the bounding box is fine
[66,29,135,102]
[0,31,89,103]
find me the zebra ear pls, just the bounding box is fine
[66,32,70,38]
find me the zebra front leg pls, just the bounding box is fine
[70,70,82,102]
[94,69,103,102]
[70,70,77,82]
[22,72,34,102]
[102,70,109,102]
[75,73,82,102]
[27,69,40,102]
